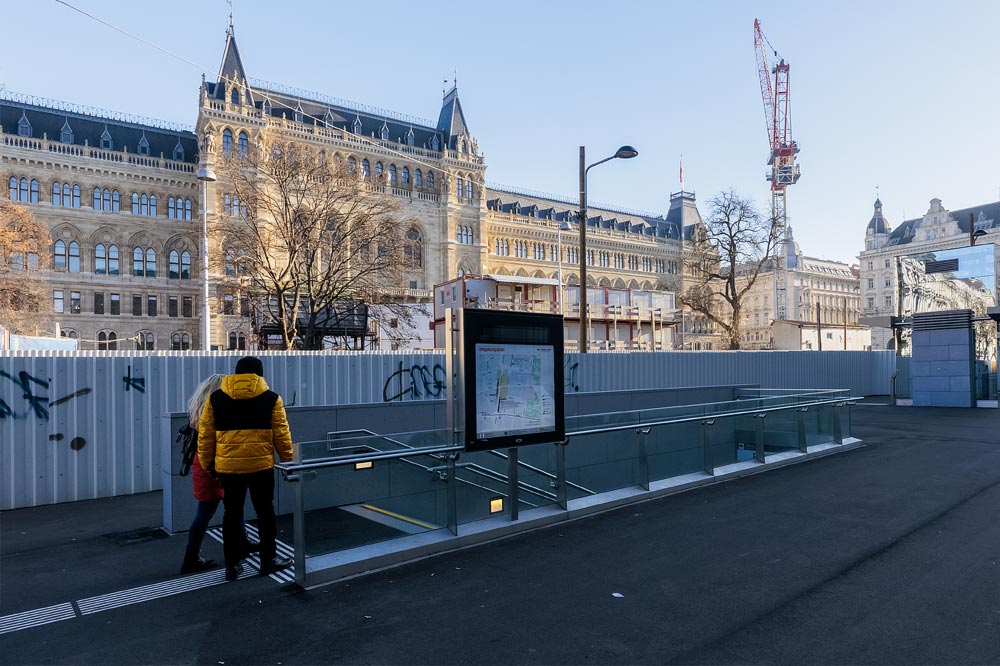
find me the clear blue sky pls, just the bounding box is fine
[3,1,998,265]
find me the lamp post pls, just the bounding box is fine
[578,144,637,353]
[198,165,217,351]
[556,220,571,315]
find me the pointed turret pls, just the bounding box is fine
[865,197,891,250]
[213,24,248,101]
[436,84,470,151]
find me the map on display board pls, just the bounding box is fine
[474,343,556,440]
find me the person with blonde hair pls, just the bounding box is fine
[180,374,258,574]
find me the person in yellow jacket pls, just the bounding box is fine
[197,356,294,581]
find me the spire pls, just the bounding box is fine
[436,83,470,151]
[867,196,890,235]
[216,22,247,97]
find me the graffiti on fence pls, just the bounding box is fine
[565,359,580,392]
[383,362,447,402]
[122,365,145,393]
[1,369,93,449]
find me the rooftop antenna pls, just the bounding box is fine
[875,184,879,200]
[227,0,234,31]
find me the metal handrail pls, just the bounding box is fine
[276,395,861,474]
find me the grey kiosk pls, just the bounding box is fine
[444,308,565,523]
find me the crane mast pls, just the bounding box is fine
[754,18,800,324]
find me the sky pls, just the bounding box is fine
[2,0,998,265]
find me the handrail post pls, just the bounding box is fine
[507,447,519,521]
[796,407,808,452]
[833,402,845,444]
[754,413,767,463]
[555,439,568,509]
[637,427,651,490]
[446,452,459,535]
[292,471,306,586]
[701,420,715,475]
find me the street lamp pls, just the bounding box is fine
[556,220,571,315]
[578,145,637,353]
[198,165,217,351]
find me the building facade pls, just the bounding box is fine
[859,196,1000,351]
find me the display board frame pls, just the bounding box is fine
[460,309,565,452]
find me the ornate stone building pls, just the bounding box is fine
[0,91,200,350]
[2,25,722,350]
[859,196,1000,351]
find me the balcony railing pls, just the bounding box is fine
[2,134,196,174]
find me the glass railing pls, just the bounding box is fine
[276,390,860,586]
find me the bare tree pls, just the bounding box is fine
[0,200,51,335]
[681,189,781,350]
[214,129,411,350]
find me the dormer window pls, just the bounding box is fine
[17,111,31,138]
[406,128,415,146]
[172,139,184,161]
[323,109,335,127]
[352,115,362,134]
[137,133,150,156]
[231,87,240,105]
[430,135,440,151]
[262,98,272,115]
[100,127,113,150]
[60,120,74,144]
[294,104,304,123]
[379,122,390,141]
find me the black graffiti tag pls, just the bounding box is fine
[0,370,49,419]
[565,360,580,392]
[123,365,145,393]
[383,362,447,402]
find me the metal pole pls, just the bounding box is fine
[579,146,588,353]
[201,178,211,350]
[843,296,848,350]
[557,224,563,315]
[816,302,822,351]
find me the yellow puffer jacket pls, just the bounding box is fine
[197,373,294,475]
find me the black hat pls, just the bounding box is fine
[235,356,264,376]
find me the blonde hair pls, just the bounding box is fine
[187,374,226,428]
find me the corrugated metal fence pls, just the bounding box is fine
[0,350,893,509]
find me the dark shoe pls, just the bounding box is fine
[225,562,244,581]
[179,557,216,575]
[241,540,260,557]
[258,555,292,576]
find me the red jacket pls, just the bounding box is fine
[191,450,224,502]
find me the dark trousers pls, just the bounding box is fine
[219,469,277,567]
[183,498,221,562]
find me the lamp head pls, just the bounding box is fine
[614,145,638,160]
[197,167,217,182]
[560,221,572,231]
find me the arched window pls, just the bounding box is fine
[224,194,232,216]
[140,194,149,217]
[375,161,383,178]
[403,227,422,268]
[93,187,102,209]
[95,244,107,275]
[71,184,80,208]
[107,332,117,350]
[53,240,67,271]
[388,164,397,184]
[135,331,154,351]
[149,195,157,217]
[362,159,370,177]
[145,248,156,278]
[98,331,108,350]
[68,241,80,273]
[456,177,463,198]
[401,167,410,184]
[169,250,180,279]
[181,251,191,279]
[108,244,120,275]
[133,247,144,276]
[111,190,120,212]
[53,182,62,207]
[347,156,357,173]
[131,193,140,215]
[8,177,15,201]
[184,199,192,220]
[465,180,473,199]
[237,131,249,159]
[231,87,240,105]
[181,333,191,350]
[222,129,233,157]
[29,179,38,203]
[414,169,422,187]
[167,198,176,219]
[228,331,247,350]
[426,171,434,190]
[171,332,182,350]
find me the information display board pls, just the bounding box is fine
[461,309,564,452]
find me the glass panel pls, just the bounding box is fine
[803,404,837,446]
[646,421,704,480]
[563,428,642,498]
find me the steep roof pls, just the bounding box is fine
[886,200,1000,248]
[436,86,470,150]
[866,198,891,235]
[217,26,247,92]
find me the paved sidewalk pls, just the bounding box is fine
[2,403,999,665]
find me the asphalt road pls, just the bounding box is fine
[2,403,999,665]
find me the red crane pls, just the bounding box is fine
[754,18,800,320]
